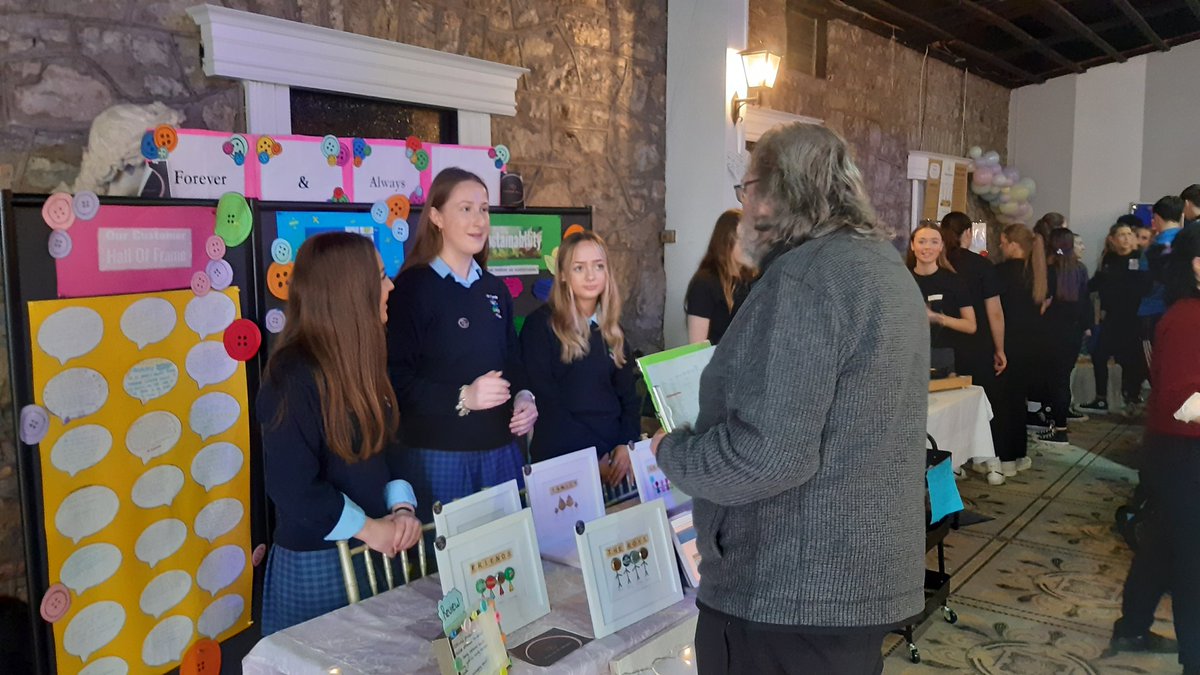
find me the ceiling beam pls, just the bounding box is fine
[1037,29,1200,81]
[1110,0,1169,51]
[956,0,1083,73]
[1034,0,1125,62]
[993,3,1179,58]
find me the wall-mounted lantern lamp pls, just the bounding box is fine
[731,49,782,124]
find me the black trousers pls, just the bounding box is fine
[996,344,1034,461]
[1092,319,1145,399]
[1115,434,1200,668]
[957,345,1007,457]
[696,610,885,674]
[1046,327,1082,427]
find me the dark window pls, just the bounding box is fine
[288,88,457,143]
[785,3,827,79]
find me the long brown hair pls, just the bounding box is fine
[694,209,757,311]
[403,168,490,272]
[905,224,957,273]
[1048,227,1087,302]
[266,233,398,463]
[1001,223,1048,304]
[939,211,972,253]
[549,231,626,367]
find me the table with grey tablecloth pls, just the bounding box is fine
[242,560,698,675]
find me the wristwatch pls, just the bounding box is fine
[456,385,471,417]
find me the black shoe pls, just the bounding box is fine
[1078,399,1109,414]
[1037,427,1070,446]
[1109,631,1178,654]
[1124,393,1144,406]
[1026,410,1051,432]
[1067,407,1089,423]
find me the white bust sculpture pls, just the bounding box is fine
[60,102,185,196]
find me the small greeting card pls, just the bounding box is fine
[433,590,510,675]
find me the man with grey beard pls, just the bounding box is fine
[653,123,929,673]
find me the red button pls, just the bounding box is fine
[223,319,261,362]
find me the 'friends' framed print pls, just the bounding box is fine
[524,447,605,567]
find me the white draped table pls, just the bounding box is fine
[242,560,698,675]
[926,385,996,467]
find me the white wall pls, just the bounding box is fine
[1141,40,1200,201]
[1007,74,1075,224]
[664,0,747,348]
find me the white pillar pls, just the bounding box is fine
[242,81,292,134]
[456,111,492,146]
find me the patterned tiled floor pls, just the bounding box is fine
[884,417,1186,674]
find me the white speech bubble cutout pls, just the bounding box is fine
[131,465,185,509]
[50,424,113,477]
[184,293,236,339]
[142,615,193,667]
[198,594,245,639]
[43,368,109,424]
[37,306,103,365]
[60,543,122,596]
[184,341,238,389]
[79,655,129,675]
[122,358,179,404]
[135,518,187,569]
[64,601,124,663]
[194,499,244,543]
[125,411,182,465]
[190,442,243,492]
[140,570,192,619]
[197,545,246,596]
[189,392,240,441]
[55,486,119,544]
[120,297,177,350]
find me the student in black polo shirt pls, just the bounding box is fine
[258,232,421,635]
[387,168,538,520]
[521,231,641,485]
[684,209,757,344]
[906,223,977,355]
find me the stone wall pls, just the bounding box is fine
[749,1,1011,237]
[0,0,667,601]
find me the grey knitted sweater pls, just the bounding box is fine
[657,230,929,628]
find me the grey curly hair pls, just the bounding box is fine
[744,123,886,261]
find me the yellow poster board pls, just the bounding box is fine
[28,287,253,674]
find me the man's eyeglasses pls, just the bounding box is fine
[733,179,759,204]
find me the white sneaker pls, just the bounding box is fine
[953,466,966,480]
[986,470,1005,485]
[1014,457,1033,472]
[972,458,1001,474]
[1000,461,1018,477]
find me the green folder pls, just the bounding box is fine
[636,342,715,432]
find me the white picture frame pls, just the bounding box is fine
[432,479,522,538]
[435,508,550,634]
[574,500,684,639]
[523,447,605,568]
[669,511,701,588]
[629,439,691,514]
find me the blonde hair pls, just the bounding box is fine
[549,232,626,367]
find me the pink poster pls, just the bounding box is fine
[55,205,216,298]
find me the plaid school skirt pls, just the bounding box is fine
[261,544,390,636]
[404,441,525,523]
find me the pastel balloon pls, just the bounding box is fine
[60,543,122,595]
[64,601,125,663]
[120,298,177,350]
[135,518,187,568]
[37,306,103,364]
[55,486,119,544]
[972,168,993,186]
[189,392,240,441]
[79,656,129,675]
[126,411,183,464]
[198,594,245,639]
[43,368,109,424]
[131,464,185,509]
[982,150,1000,165]
[1000,201,1020,215]
[123,358,179,404]
[194,498,244,543]
[142,615,193,667]
[140,570,192,619]
[191,442,243,492]
[968,145,982,159]
[184,292,236,339]
[197,545,246,596]
[185,341,238,389]
[50,424,113,477]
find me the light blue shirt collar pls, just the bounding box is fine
[588,312,599,326]
[430,256,482,288]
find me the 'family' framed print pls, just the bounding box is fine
[434,508,550,634]
[432,478,522,538]
[524,447,605,567]
[574,500,684,639]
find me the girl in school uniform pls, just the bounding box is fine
[387,168,538,520]
[906,223,977,360]
[258,232,422,635]
[685,209,758,344]
[521,231,641,486]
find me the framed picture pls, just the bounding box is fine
[574,500,684,639]
[433,479,522,538]
[524,447,605,567]
[630,439,690,514]
[435,509,551,634]
[669,511,701,588]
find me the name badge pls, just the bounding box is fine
[1129,259,1139,271]
[927,294,944,302]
